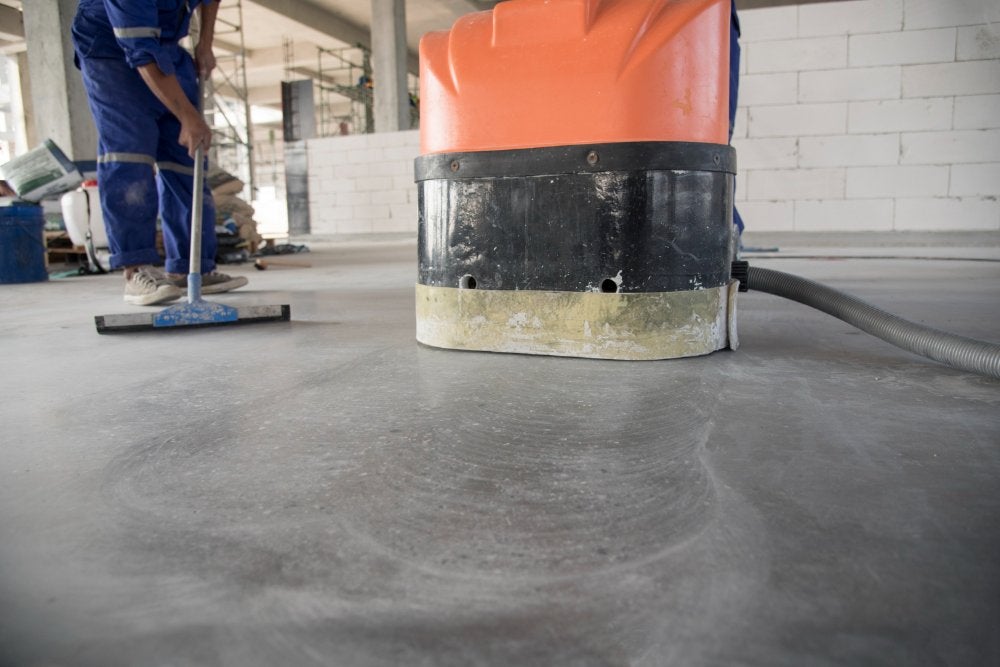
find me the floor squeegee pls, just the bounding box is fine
[94,81,290,334]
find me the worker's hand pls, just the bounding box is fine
[137,62,212,157]
[194,43,216,80]
[179,113,213,158]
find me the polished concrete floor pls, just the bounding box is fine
[1,233,998,666]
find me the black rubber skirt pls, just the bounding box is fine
[415,141,737,294]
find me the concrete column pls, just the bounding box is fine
[284,141,310,235]
[370,0,409,133]
[22,0,97,160]
[15,52,35,150]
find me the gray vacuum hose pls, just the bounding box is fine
[747,266,1000,379]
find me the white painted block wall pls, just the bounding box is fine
[304,0,1000,235]
[306,130,420,235]
[734,0,1000,231]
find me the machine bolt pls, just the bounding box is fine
[586,151,599,166]
[450,160,460,172]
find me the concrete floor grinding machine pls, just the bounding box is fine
[414,0,1000,379]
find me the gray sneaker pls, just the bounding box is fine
[124,266,183,306]
[168,271,249,295]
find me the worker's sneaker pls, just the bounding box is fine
[123,266,183,306]
[167,271,249,295]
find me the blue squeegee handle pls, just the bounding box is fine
[187,78,206,303]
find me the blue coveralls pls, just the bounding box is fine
[72,0,219,274]
[729,0,744,234]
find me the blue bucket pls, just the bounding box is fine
[0,204,49,284]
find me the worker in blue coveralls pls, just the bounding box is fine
[729,0,744,238]
[72,0,248,306]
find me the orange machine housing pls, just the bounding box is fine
[419,0,731,154]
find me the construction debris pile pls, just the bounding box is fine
[208,167,263,264]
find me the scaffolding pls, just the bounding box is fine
[316,46,374,137]
[204,0,255,198]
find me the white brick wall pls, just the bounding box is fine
[738,5,798,42]
[798,0,903,37]
[306,130,420,235]
[903,0,1000,31]
[903,60,1000,97]
[748,168,846,200]
[749,103,848,136]
[957,25,1000,61]
[799,66,901,102]
[895,198,1000,230]
[738,72,798,106]
[950,163,1000,196]
[795,199,896,232]
[848,98,953,133]
[738,200,796,231]
[748,36,849,73]
[734,0,1000,231]
[845,165,950,198]
[738,137,798,169]
[953,94,1000,128]
[900,129,1000,164]
[799,134,899,167]
[849,29,955,66]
